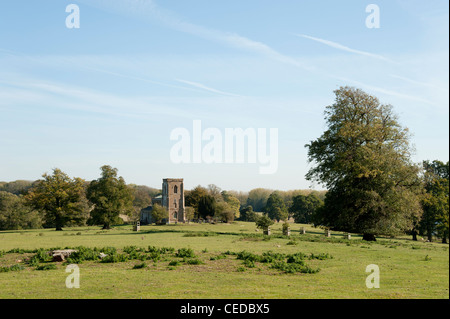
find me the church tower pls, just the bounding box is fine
[162,178,185,223]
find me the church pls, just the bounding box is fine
[140,178,186,224]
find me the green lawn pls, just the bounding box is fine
[0,222,448,299]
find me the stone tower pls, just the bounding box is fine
[162,178,185,223]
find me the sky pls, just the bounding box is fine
[0,0,448,192]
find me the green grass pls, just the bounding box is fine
[0,222,448,299]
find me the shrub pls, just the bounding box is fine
[184,258,203,265]
[242,259,256,268]
[210,254,227,261]
[66,247,100,264]
[9,264,25,271]
[260,251,285,263]
[176,248,195,258]
[132,262,147,269]
[0,264,26,272]
[309,253,333,260]
[271,261,319,274]
[148,246,174,254]
[100,253,129,263]
[36,264,57,271]
[286,253,307,264]
[168,260,181,266]
[183,232,218,237]
[236,251,260,262]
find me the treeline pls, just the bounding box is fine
[0,166,159,231]
[184,185,326,225]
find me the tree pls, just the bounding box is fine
[185,185,209,218]
[255,215,274,231]
[197,195,216,220]
[265,192,288,222]
[185,206,195,222]
[86,165,134,229]
[0,180,34,195]
[290,193,324,224]
[240,205,258,222]
[0,192,42,230]
[215,201,235,223]
[222,191,241,219]
[420,160,449,243]
[151,204,169,225]
[305,87,423,241]
[128,184,154,222]
[25,168,86,231]
[246,188,272,212]
[207,184,222,200]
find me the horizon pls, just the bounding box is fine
[1,1,448,192]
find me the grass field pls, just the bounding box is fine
[0,222,448,299]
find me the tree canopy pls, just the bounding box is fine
[306,87,423,240]
[420,160,449,243]
[25,168,86,231]
[86,165,134,229]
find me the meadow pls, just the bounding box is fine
[0,222,448,299]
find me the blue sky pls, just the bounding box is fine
[0,0,448,191]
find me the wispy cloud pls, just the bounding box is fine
[389,74,448,92]
[295,34,392,62]
[335,76,439,107]
[175,79,242,97]
[79,0,312,70]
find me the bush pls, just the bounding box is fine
[271,261,319,274]
[0,264,26,272]
[100,253,129,263]
[132,262,147,269]
[66,247,101,264]
[236,251,260,262]
[184,258,203,265]
[308,253,333,260]
[210,254,227,261]
[255,215,274,230]
[168,260,181,266]
[148,246,174,254]
[242,259,256,268]
[36,264,57,271]
[176,248,196,258]
[183,232,218,237]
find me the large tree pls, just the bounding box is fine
[25,168,85,231]
[185,185,209,218]
[290,193,324,224]
[306,87,423,241]
[197,194,216,220]
[0,192,42,230]
[87,165,134,229]
[420,160,449,243]
[151,204,169,225]
[265,192,288,222]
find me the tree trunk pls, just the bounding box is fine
[55,226,63,231]
[102,223,111,230]
[442,237,448,244]
[411,230,418,241]
[363,233,376,241]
